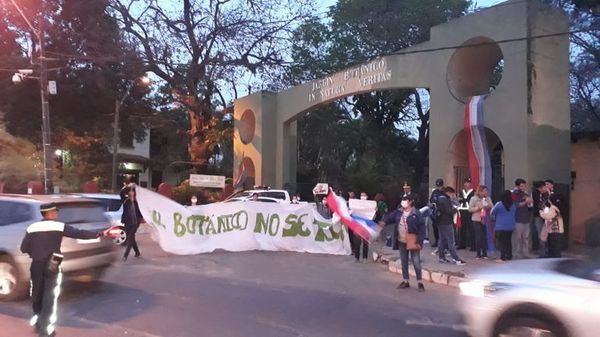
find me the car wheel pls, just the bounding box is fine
[113,226,127,245]
[0,255,29,301]
[495,316,568,337]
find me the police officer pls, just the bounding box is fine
[20,203,109,337]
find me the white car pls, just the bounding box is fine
[459,257,600,337]
[223,189,291,203]
[76,193,127,245]
[0,194,117,301]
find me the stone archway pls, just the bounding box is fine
[233,1,570,193]
[447,127,505,200]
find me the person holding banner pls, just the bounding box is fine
[380,195,426,292]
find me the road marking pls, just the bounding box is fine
[405,318,468,332]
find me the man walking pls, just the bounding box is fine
[20,203,109,337]
[122,186,144,260]
[458,178,475,250]
[512,178,533,259]
[436,187,466,265]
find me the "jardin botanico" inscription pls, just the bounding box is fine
[308,58,392,103]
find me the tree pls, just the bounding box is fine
[0,127,41,192]
[108,0,314,167]
[286,0,469,195]
[0,0,156,188]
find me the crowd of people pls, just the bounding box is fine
[317,176,566,291]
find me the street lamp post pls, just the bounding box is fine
[110,76,151,192]
[9,0,53,193]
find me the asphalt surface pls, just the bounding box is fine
[0,235,469,337]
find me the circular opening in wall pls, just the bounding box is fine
[447,36,504,103]
[239,109,256,144]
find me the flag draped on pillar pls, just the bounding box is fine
[464,95,492,190]
[464,95,495,251]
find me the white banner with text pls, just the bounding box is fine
[136,188,351,255]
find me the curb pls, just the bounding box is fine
[375,249,470,288]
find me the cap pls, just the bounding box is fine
[435,178,444,187]
[401,194,415,202]
[464,177,472,183]
[40,203,58,212]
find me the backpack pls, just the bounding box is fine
[429,191,443,221]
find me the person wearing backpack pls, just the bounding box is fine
[436,186,467,265]
[428,178,445,247]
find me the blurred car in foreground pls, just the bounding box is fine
[76,193,126,245]
[459,257,600,337]
[0,194,117,301]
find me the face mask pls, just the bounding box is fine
[360,196,367,200]
[401,200,409,208]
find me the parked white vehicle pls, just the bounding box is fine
[0,194,117,301]
[459,257,600,337]
[223,189,292,203]
[76,193,127,245]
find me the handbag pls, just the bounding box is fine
[406,233,422,251]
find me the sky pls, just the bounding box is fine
[317,0,508,13]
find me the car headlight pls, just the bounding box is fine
[459,280,514,297]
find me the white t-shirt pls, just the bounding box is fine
[397,211,411,243]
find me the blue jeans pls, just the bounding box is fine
[437,224,460,261]
[398,242,422,281]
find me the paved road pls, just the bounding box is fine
[0,235,469,337]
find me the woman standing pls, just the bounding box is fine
[468,185,493,259]
[380,195,426,292]
[122,186,144,261]
[539,194,565,258]
[491,190,517,262]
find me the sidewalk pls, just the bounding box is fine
[372,241,596,288]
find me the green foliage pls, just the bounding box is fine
[288,0,469,196]
[0,0,158,190]
[0,127,41,192]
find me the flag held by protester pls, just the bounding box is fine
[326,189,381,242]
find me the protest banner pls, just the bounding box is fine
[349,199,377,220]
[136,188,351,255]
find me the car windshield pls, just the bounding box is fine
[259,191,287,200]
[555,256,600,282]
[56,203,109,224]
[227,191,252,199]
[91,198,123,212]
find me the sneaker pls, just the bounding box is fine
[482,256,489,260]
[397,281,410,289]
[439,258,451,264]
[453,259,467,265]
[431,248,439,256]
[418,283,425,292]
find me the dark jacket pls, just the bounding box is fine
[382,208,426,250]
[435,193,456,226]
[121,199,143,227]
[21,220,100,261]
[532,190,550,217]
